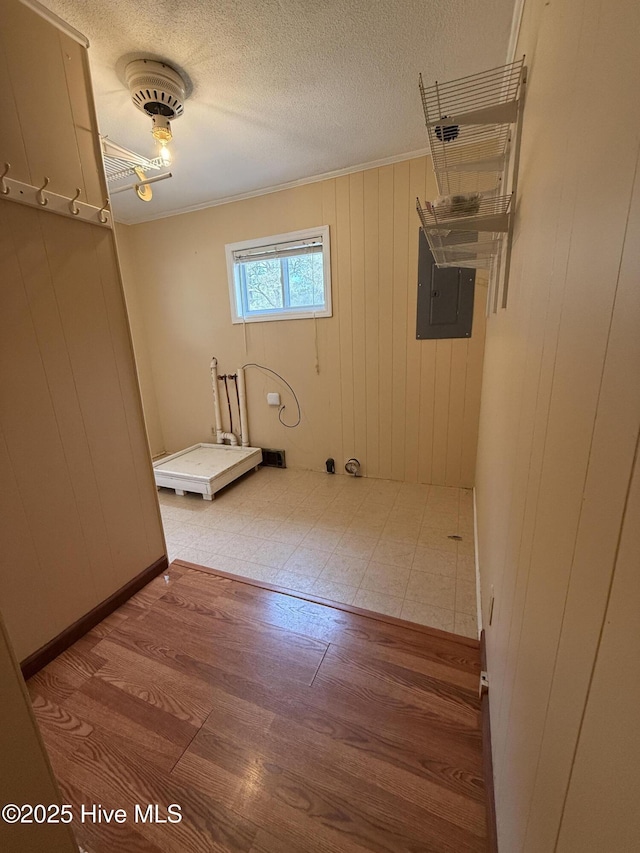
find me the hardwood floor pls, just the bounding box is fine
[28,561,486,852]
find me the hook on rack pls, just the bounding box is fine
[1,163,10,195]
[69,187,82,215]
[36,177,50,206]
[98,199,110,224]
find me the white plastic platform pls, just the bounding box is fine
[153,443,262,500]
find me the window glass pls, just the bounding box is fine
[226,227,331,323]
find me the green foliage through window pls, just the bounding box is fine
[240,252,325,315]
[227,227,331,323]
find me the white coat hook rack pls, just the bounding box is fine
[0,171,112,228]
[36,176,50,206]
[1,163,9,195]
[69,187,82,215]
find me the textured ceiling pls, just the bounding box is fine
[43,0,516,223]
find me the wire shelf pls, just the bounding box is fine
[419,59,524,197]
[417,59,525,277]
[420,59,525,128]
[101,138,163,184]
[420,227,503,270]
[429,123,511,195]
[416,195,513,270]
[103,155,163,184]
[416,193,512,230]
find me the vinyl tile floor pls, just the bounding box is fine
[159,467,478,638]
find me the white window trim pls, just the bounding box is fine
[225,226,332,324]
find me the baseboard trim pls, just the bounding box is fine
[20,554,168,679]
[480,629,498,852]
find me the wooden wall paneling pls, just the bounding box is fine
[0,2,84,198]
[445,339,469,488]
[523,148,640,853]
[431,340,452,485]
[92,228,166,563]
[57,33,92,134]
[404,158,427,483]
[58,32,105,208]
[273,318,326,469]
[483,0,588,776]
[496,54,638,853]
[476,0,640,849]
[114,225,166,456]
[377,165,395,480]
[349,172,367,469]
[490,240,580,833]
[556,432,640,852]
[417,157,440,485]
[0,205,96,659]
[417,342,437,485]
[70,126,104,210]
[460,286,486,486]
[489,151,579,776]
[390,161,410,481]
[9,204,115,598]
[0,431,50,659]
[335,175,355,460]
[0,39,30,184]
[363,169,380,478]
[320,179,343,465]
[131,211,231,453]
[485,285,542,763]
[40,214,153,598]
[0,613,79,853]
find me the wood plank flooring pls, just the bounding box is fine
[28,561,486,852]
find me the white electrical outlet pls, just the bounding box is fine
[267,392,280,406]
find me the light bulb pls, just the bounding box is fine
[159,143,172,166]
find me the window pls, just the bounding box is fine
[226,226,331,323]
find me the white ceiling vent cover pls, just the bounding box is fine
[125,59,187,119]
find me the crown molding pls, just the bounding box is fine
[114,147,431,226]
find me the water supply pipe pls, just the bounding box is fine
[237,367,250,447]
[210,357,224,443]
[210,357,238,445]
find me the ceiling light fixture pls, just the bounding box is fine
[125,59,188,168]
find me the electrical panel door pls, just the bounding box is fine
[416,229,476,339]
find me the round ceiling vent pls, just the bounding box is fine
[125,59,187,120]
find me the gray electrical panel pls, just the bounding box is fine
[416,229,476,340]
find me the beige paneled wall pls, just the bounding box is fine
[118,156,486,486]
[475,0,640,849]
[557,436,640,851]
[0,614,77,853]
[0,0,165,661]
[116,225,166,455]
[0,2,104,208]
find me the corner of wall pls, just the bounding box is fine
[114,222,166,457]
